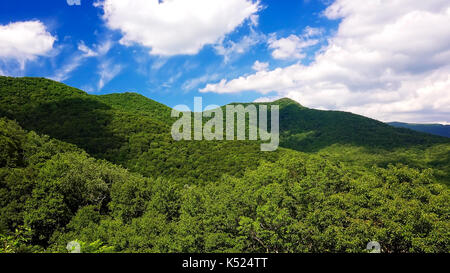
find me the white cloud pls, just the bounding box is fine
[78,42,98,57]
[182,74,220,91]
[96,0,261,56]
[162,71,183,89]
[78,40,112,58]
[303,26,324,37]
[50,55,85,82]
[98,59,123,89]
[201,0,450,123]
[252,60,269,71]
[51,40,112,82]
[215,29,265,63]
[254,95,282,103]
[249,14,260,27]
[67,0,81,6]
[268,33,319,60]
[0,21,56,70]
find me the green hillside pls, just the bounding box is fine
[0,117,448,253]
[1,76,449,184]
[273,98,446,151]
[0,76,449,253]
[270,99,450,184]
[97,92,173,123]
[227,98,450,184]
[226,97,446,151]
[0,77,282,184]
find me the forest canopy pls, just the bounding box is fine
[0,77,449,253]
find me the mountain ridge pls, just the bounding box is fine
[0,76,449,185]
[388,121,450,138]
[1,76,449,253]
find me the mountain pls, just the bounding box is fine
[269,98,446,152]
[0,76,449,253]
[227,97,447,152]
[97,92,173,122]
[1,77,445,154]
[0,76,449,184]
[0,76,282,184]
[227,97,450,184]
[1,115,449,253]
[388,122,450,138]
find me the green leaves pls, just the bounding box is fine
[0,77,449,253]
[171,156,449,253]
[0,226,38,253]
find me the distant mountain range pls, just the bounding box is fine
[388,122,450,138]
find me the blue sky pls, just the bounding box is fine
[1,0,449,123]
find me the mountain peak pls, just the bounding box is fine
[273,98,304,108]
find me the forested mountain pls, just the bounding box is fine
[275,99,445,150]
[1,77,447,180]
[389,122,450,138]
[0,76,449,253]
[0,77,285,183]
[226,98,446,151]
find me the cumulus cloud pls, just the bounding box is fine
[201,0,450,123]
[0,21,56,70]
[252,60,269,71]
[95,0,261,56]
[303,26,324,37]
[268,32,320,60]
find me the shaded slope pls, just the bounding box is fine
[0,76,282,184]
[0,117,152,246]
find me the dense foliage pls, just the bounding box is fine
[0,77,281,184]
[0,77,449,253]
[0,118,151,250]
